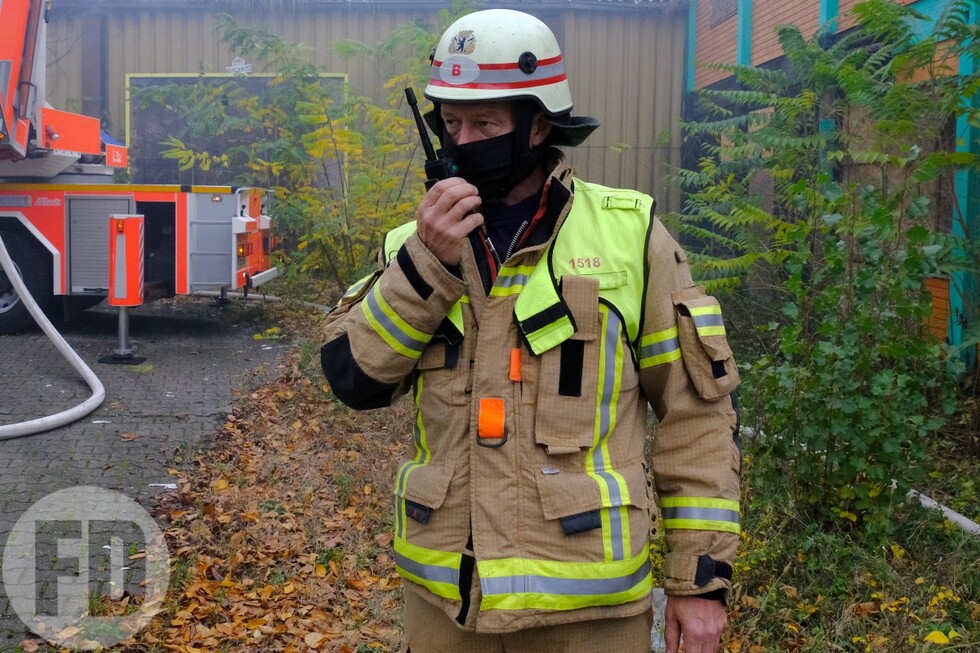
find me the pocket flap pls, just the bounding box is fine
[536,462,652,521]
[671,287,739,400]
[395,463,455,510]
[560,274,599,341]
[418,341,448,371]
[671,291,733,361]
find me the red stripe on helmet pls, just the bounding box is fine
[431,54,563,71]
[427,73,568,90]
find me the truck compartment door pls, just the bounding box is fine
[69,197,133,293]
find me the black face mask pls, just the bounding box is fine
[440,103,548,201]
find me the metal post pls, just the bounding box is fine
[114,305,133,357]
[99,305,146,365]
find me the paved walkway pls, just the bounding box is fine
[0,297,287,649]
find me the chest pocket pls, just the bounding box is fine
[533,274,602,455]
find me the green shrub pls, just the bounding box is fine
[671,0,977,539]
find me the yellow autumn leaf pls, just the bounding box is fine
[891,544,906,559]
[840,511,858,523]
[923,630,949,644]
[211,478,229,491]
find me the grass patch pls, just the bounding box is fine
[726,449,979,652]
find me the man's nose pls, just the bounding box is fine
[456,124,479,145]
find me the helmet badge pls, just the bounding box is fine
[451,30,476,55]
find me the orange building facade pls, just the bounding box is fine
[685,0,978,361]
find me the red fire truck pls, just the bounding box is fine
[0,0,277,335]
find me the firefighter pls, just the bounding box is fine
[320,9,741,653]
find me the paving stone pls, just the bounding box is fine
[0,297,288,648]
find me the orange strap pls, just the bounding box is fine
[509,348,522,382]
[478,398,506,439]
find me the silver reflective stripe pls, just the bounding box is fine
[365,287,428,355]
[639,336,679,360]
[395,460,425,540]
[662,506,740,524]
[395,551,459,586]
[495,272,530,290]
[430,57,566,87]
[113,233,127,300]
[591,309,625,561]
[481,559,651,597]
[343,276,370,299]
[692,314,724,329]
[395,388,431,540]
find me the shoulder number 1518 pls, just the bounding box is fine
[569,257,601,269]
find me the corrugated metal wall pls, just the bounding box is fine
[46,3,686,210]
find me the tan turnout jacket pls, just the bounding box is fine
[321,155,741,633]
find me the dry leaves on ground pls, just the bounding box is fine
[114,356,413,652]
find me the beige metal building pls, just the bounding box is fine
[45,0,688,210]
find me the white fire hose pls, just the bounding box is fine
[0,233,105,440]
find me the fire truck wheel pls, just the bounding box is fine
[0,231,54,335]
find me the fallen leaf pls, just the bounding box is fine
[120,433,141,441]
[923,630,949,644]
[741,595,760,609]
[849,601,878,618]
[54,625,81,639]
[20,641,39,653]
[346,577,366,590]
[305,632,327,648]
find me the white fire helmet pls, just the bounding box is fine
[424,9,573,117]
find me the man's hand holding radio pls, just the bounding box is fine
[416,178,484,266]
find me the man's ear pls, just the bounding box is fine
[530,112,553,147]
